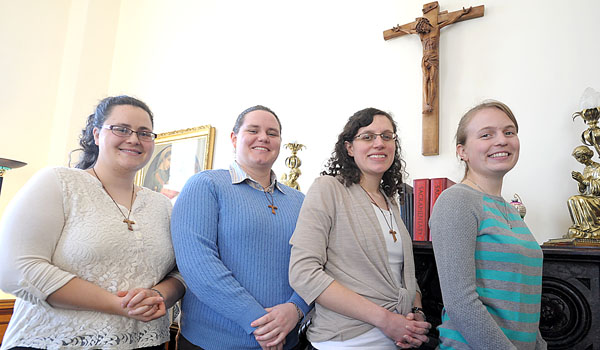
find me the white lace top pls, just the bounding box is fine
[0,167,177,349]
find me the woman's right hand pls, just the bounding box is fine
[116,289,166,322]
[377,311,430,348]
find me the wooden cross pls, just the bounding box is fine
[123,218,135,231]
[383,1,484,156]
[389,229,397,242]
[268,204,278,215]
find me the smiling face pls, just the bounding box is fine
[457,107,520,181]
[93,104,155,173]
[230,109,281,174]
[345,115,396,183]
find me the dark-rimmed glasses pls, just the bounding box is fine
[354,132,397,142]
[102,125,157,141]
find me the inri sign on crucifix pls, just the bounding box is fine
[384,1,484,156]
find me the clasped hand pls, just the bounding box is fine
[251,303,299,350]
[380,312,430,349]
[116,288,166,322]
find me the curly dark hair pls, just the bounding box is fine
[321,107,407,197]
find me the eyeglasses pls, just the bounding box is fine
[102,125,157,141]
[354,132,397,142]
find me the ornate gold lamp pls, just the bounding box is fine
[546,88,600,246]
[573,107,600,156]
[280,142,305,191]
[0,158,27,197]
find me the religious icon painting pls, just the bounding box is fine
[135,125,215,202]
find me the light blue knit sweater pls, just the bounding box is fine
[171,169,309,350]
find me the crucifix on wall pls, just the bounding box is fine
[384,1,484,156]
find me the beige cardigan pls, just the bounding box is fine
[289,176,418,342]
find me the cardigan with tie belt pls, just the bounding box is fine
[289,175,418,342]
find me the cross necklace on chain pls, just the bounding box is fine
[264,189,277,215]
[92,168,136,231]
[360,186,397,242]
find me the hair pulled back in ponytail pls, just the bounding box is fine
[72,95,154,169]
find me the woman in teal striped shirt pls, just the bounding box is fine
[429,100,547,349]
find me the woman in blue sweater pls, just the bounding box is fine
[171,105,310,350]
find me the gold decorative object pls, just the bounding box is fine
[510,193,526,219]
[546,88,600,246]
[545,88,600,246]
[0,158,27,197]
[573,107,600,156]
[565,145,600,239]
[280,142,305,191]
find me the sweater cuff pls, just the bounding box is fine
[287,292,311,319]
[240,303,269,335]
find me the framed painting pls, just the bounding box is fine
[135,125,215,201]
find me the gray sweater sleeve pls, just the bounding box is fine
[429,186,516,349]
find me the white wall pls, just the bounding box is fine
[0,0,121,298]
[106,0,600,243]
[0,0,70,219]
[0,0,121,214]
[1,0,599,248]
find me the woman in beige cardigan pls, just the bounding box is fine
[289,108,430,349]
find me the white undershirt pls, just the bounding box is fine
[374,203,404,287]
[312,204,404,349]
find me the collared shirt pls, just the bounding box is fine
[229,161,286,194]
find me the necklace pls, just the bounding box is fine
[463,178,512,229]
[92,168,136,231]
[264,189,277,215]
[360,186,397,242]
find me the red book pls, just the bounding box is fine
[413,178,430,241]
[430,177,456,214]
[429,177,456,240]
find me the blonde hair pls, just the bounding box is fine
[455,100,518,177]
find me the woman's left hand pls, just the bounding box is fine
[395,312,430,348]
[251,302,299,347]
[117,288,166,321]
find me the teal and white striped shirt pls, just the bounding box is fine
[430,184,546,350]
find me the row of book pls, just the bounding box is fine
[399,177,455,241]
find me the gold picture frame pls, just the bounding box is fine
[135,125,215,201]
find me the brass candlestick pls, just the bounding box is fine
[0,158,27,197]
[280,142,305,191]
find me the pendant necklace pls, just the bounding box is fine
[92,168,136,231]
[264,189,277,215]
[360,186,397,242]
[463,178,512,229]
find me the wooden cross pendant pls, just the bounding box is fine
[383,1,484,156]
[389,229,397,242]
[268,204,278,215]
[123,218,135,231]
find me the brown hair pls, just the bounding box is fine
[321,107,407,197]
[455,100,518,177]
[73,95,154,169]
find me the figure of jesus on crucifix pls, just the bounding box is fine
[397,7,471,113]
[384,1,484,155]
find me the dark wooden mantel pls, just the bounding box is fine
[412,241,600,349]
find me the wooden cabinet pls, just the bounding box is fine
[413,241,600,349]
[0,299,15,344]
